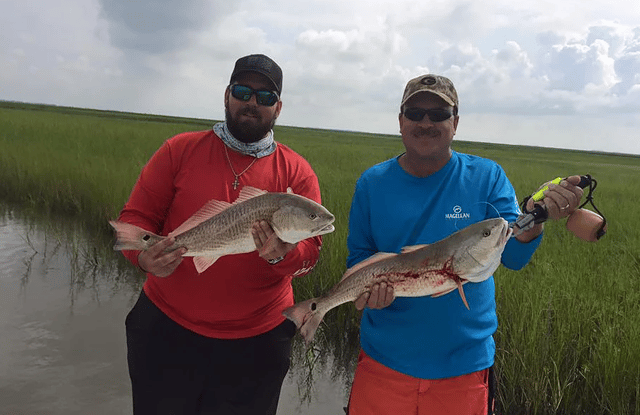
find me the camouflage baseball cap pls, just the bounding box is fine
[401,74,458,108]
[230,54,283,96]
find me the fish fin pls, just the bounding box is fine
[431,280,470,309]
[282,298,325,346]
[457,281,470,310]
[169,200,232,237]
[400,244,430,254]
[342,252,397,280]
[235,186,268,204]
[109,221,162,251]
[192,256,220,273]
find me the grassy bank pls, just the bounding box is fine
[1,102,639,414]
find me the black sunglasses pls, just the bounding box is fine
[403,107,454,122]
[230,84,279,107]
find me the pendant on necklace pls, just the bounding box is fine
[224,145,257,191]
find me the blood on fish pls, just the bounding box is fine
[405,272,421,279]
[374,272,419,288]
[436,257,462,282]
[391,271,420,280]
[438,257,469,309]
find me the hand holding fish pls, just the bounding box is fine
[138,237,188,278]
[354,282,395,310]
[251,220,298,262]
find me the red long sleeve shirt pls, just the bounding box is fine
[118,129,323,339]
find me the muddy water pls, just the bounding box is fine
[0,212,349,414]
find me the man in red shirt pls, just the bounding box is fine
[118,54,324,415]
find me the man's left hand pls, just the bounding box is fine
[526,175,584,220]
[516,175,585,242]
[251,220,297,262]
[354,282,395,310]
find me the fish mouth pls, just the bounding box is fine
[502,224,513,244]
[314,223,335,235]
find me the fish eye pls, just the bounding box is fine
[143,234,151,241]
[309,213,317,220]
[482,229,491,237]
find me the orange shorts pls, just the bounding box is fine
[347,351,490,415]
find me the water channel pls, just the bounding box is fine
[0,209,353,414]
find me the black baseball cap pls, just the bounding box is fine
[230,54,283,96]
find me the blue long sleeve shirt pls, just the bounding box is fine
[346,151,542,379]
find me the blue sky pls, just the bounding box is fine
[2,0,639,155]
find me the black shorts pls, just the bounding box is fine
[125,290,296,415]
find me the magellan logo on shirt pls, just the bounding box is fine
[445,205,470,220]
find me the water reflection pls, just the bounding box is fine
[0,210,138,414]
[0,209,358,414]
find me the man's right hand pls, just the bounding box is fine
[137,237,187,278]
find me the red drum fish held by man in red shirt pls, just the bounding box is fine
[109,186,335,273]
[283,218,512,345]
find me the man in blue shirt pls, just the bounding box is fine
[346,74,585,414]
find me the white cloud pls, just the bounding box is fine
[97,0,220,53]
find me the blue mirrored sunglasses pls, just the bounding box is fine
[230,84,279,107]
[403,107,454,122]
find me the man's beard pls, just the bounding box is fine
[225,106,277,143]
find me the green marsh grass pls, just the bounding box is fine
[2,102,639,414]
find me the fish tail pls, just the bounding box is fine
[282,298,325,346]
[109,221,163,251]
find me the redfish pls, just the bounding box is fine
[283,218,511,345]
[110,186,335,273]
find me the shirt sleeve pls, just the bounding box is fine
[487,164,544,270]
[116,139,176,268]
[270,163,323,279]
[502,232,543,270]
[346,175,376,269]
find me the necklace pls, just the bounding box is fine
[224,145,257,190]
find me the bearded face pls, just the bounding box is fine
[225,105,278,143]
[224,72,282,143]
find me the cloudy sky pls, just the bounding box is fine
[2,0,639,155]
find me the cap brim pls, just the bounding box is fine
[401,90,455,107]
[231,69,280,95]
